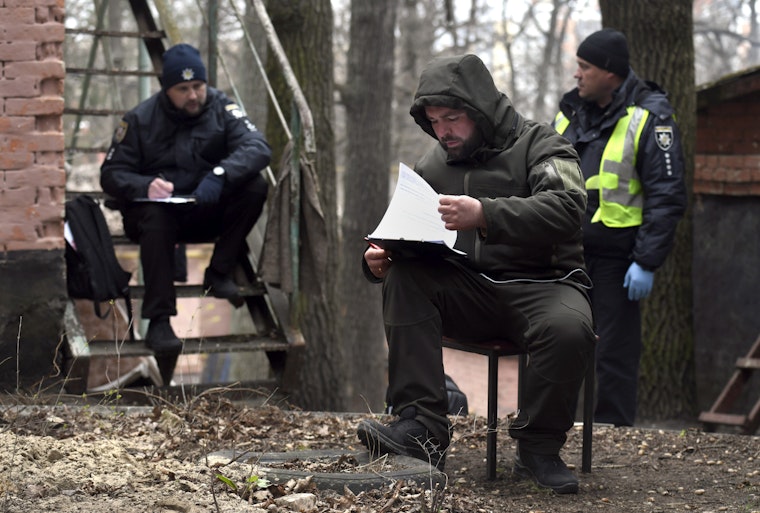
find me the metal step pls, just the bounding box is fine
[84,334,289,358]
[85,379,285,406]
[128,282,268,299]
[62,300,295,396]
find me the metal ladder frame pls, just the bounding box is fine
[699,333,760,435]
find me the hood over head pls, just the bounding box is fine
[409,54,518,154]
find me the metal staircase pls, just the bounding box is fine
[699,333,760,435]
[62,0,308,401]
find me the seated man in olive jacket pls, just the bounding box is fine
[100,44,271,354]
[357,54,596,494]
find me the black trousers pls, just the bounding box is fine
[585,253,641,427]
[382,258,596,454]
[123,174,268,320]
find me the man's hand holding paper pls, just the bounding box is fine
[438,194,485,231]
[366,163,466,258]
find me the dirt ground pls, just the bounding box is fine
[0,390,758,513]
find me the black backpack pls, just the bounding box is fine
[64,195,135,341]
[385,373,469,416]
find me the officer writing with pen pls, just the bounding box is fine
[100,43,271,355]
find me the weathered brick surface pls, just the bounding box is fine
[5,96,64,116]
[694,153,760,196]
[0,41,37,61]
[0,0,65,253]
[0,116,35,133]
[0,1,79,393]
[4,60,65,79]
[696,74,760,197]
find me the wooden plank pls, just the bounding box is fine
[747,398,760,434]
[700,333,760,432]
[698,412,747,426]
[735,357,760,370]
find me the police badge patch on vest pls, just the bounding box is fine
[655,126,673,151]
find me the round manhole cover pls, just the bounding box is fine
[207,449,446,493]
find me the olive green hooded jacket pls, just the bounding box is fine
[409,54,588,283]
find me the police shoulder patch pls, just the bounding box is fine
[225,103,245,119]
[654,125,673,151]
[114,120,128,143]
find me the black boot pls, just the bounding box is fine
[357,407,449,470]
[514,445,579,494]
[202,267,242,305]
[145,318,182,354]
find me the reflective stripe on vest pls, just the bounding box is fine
[554,111,570,134]
[554,106,648,228]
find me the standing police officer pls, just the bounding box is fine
[554,29,687,426]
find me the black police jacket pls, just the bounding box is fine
[100,87,271,202]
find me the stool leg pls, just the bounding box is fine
[518,354,527,408]
[486,351,499,480]
[582,358,594,473]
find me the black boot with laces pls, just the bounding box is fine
[356,407,449,470]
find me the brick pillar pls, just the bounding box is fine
[0,1,67,392]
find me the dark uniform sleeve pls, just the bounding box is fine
[215,100,271,187]
[632,112,687,269]
[100,111,155,201]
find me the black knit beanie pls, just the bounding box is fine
[576,28,630,77]
[161,44,207,90]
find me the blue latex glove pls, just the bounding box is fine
[623,262,654,301]
[192,172,224,205]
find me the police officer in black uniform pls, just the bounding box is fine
[554,29,687,426]
[101,44,271,354]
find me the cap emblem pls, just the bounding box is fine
[181,68,195,81]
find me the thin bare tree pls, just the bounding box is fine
[339,0,399,412]
[599,0,697,421]
[266,0,346,410]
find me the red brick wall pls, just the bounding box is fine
[0,1,66,252]
[695,89,760,196]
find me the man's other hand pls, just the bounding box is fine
[192,173,224,205]
[365,244,392,278]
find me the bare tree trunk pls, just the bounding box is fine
[239,3,268,129]
[266,0,346,411]
[339,0,398,412]
[599,0,696,421]
[530,0,567,122]
[393,0,436,166]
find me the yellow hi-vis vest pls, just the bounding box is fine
[554,105,649,227]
